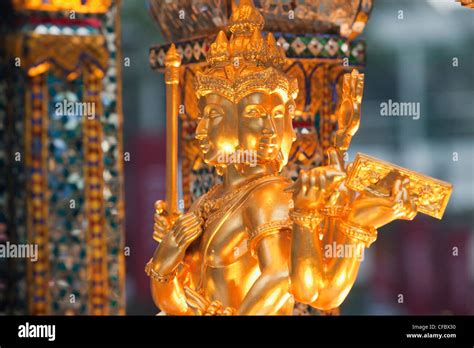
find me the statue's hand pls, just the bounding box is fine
[334,70,364,152]
[153,200,181,242]
[287,149,346,211]
[184,287,236,316]
[151,210,203,276]
[389,178,418,221]
[170,211,203,251]
[347,178,418,229]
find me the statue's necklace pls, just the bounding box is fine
[199,173,276,226]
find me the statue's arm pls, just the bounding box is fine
[290,70,418,309]
[237,182,293,315]
[288,69,366,308]
[289,160,417,310]
[147,196,205,315]
[291,218,365,310]
[148,233,194,315]
[150,270,192,315]
[237,228,292,315]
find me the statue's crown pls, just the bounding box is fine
[194,0,298,102]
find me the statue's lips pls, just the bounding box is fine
[258,142,278,151]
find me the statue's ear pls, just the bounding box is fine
[197,95,207,112]
[286,100,296,119]
[277,151,286,173]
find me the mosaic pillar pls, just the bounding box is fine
[0,0,125,315]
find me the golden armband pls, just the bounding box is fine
[248,220,292,255]
[289,209,324,231]
[339,219,377,247]
[145,258,179,284]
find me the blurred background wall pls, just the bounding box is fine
[121,0,474,315]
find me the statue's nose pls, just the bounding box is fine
[195,130,207,140]
[262,128,275,136]
[262,117,276,137]
[195,119,208,140]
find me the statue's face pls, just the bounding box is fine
[237,92,296,167]
[196,91,295,170]
[196,93,238,165]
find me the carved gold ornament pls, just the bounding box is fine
[346,154,453,220]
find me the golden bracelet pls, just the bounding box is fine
[145,259,179,284]
[339,219,378,247]
[319,205,350,217]
[289,209,323,231]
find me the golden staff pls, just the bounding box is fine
[164,44,182,217]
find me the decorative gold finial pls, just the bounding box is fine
[229,0,264,35]
[164,44,182,69]
[164,44,182,85]
[207,31,230,66]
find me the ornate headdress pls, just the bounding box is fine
[194,0,298,103]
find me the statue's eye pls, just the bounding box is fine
[273,111,284,119]
[272,105,285,119]
[245,107,263,118]
[208,109,223,119]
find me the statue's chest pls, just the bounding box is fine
[198,213,250,268]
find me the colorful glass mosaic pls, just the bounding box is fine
[0,0,124,315]
[47,74,87,315]
[102,3,125,315]
[150,33,366,70]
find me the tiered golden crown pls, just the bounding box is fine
[194,0,298,102]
